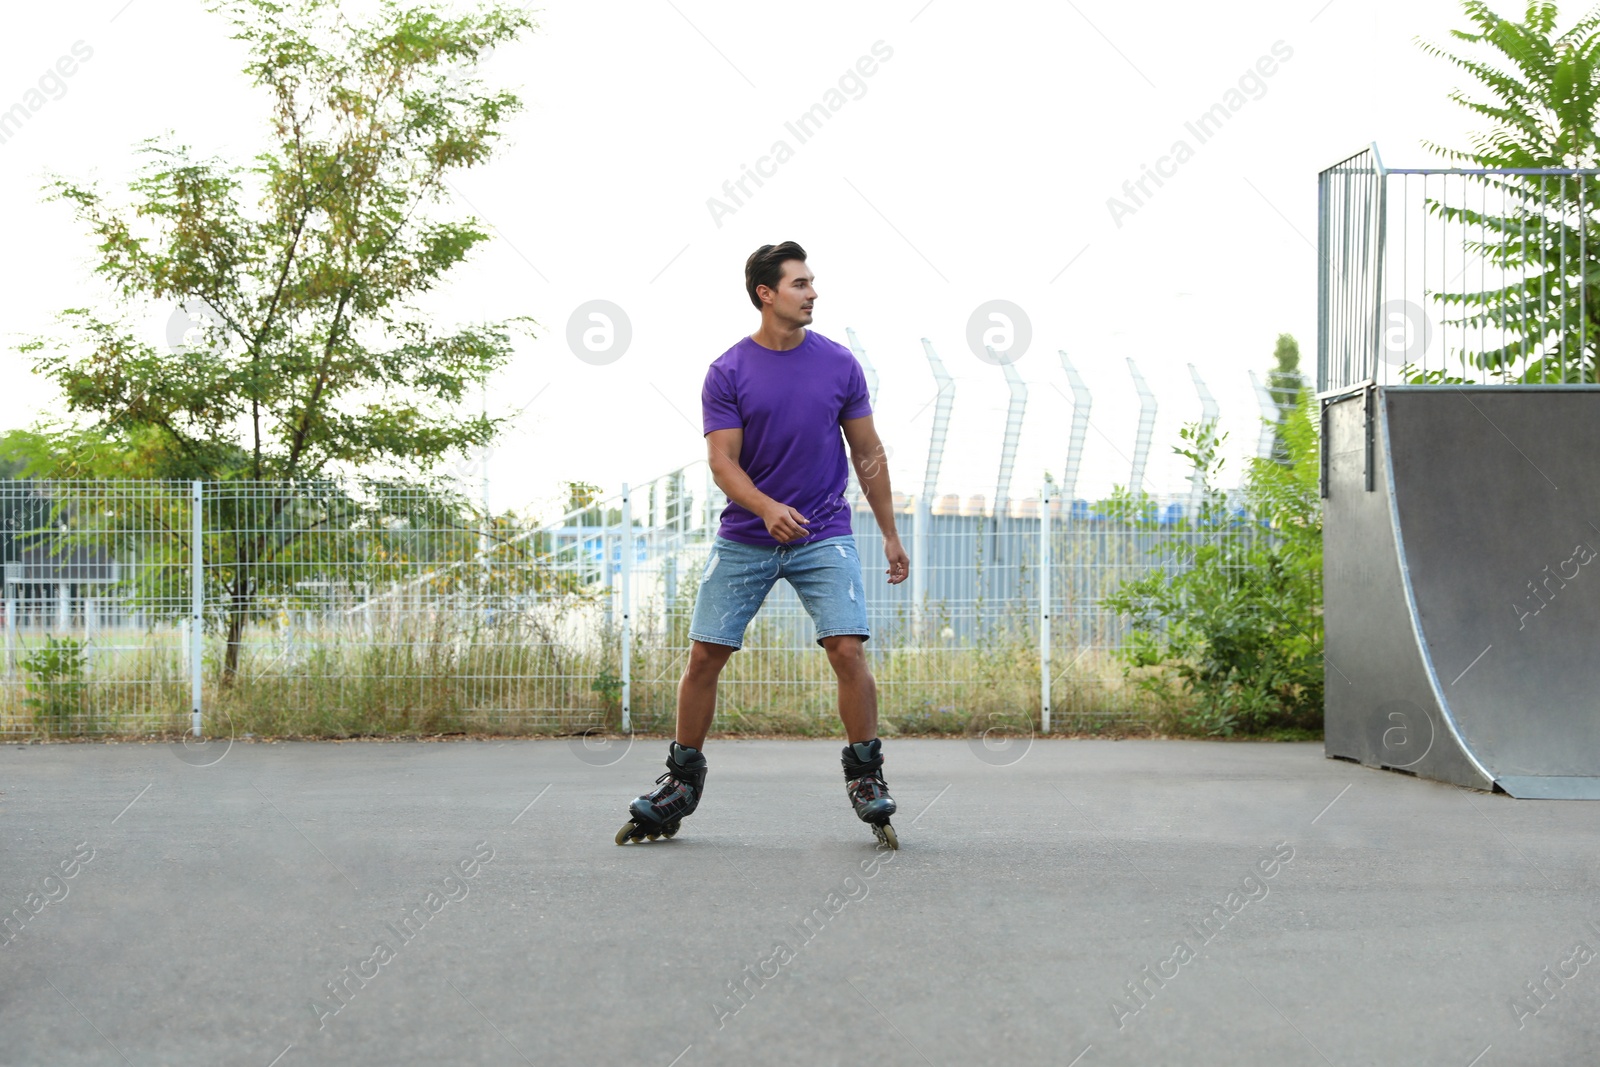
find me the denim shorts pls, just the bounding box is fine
[688,534,871,649]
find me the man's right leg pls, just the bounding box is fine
[676,640,736,750]
[680,536,776,747]
[617,539,773,843]
[617,642,731,842]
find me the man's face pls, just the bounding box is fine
[761,260,816,326]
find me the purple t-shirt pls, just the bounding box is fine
[702,329,873,546]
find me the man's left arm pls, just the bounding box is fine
[841,414,909,585]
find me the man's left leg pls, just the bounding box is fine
[822,635,877,742]
[821,636,897,841]
[824,636,897,841]
[786,536,897,845]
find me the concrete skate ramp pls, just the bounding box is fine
[1323,386,1600,799]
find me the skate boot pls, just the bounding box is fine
[615,741,707,844]
[842,737,899,849]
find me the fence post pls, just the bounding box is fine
[602,527,614,631]
[619,482,632,733]
[911,494,927,643]
[191,480,203,738]
[703,464,716,538]
[1040,484,1052,733]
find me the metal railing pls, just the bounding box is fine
[1319,143,1600,391]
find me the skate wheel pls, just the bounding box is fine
[874,822,899,850]
[647,832,661,841]
[662,826,678,839]
[615,820,639,845]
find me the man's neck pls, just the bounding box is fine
[749,320,807,352]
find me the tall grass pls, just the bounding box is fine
[0,604,1180,739]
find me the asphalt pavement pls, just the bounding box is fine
[2,736,1596,1066]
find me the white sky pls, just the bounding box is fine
[0,0,1495,520]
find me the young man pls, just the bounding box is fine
[615,241,911,848]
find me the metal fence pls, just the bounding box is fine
[0,471,1261,738]
[1319,143,1600,391]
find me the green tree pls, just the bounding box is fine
[564,481,603,525]
[1413,0,1600,381]
[11,0,540,683]
[1267,333,1301,401]
[1266,333,1302,463]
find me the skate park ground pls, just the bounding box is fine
[2,738,1596,1066]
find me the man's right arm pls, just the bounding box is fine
[706,428,809,543]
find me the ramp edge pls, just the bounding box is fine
[1494,776,1600,801]
[1378,392,1497,789]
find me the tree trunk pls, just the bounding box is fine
[223,582,250,686]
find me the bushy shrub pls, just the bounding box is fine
[21,635,90,735]
[1105,389,1322,736]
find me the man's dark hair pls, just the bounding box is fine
[745,241,807,309]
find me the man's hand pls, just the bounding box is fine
[762,503,810,543]
[883,536,909,585]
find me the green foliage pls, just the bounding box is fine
[564,481,606,527]
[10,0,540,684]
[19,0,539,482]
[21,636,90,735]
[1411,1,1600,380]
[1174,419,1229,504]
[1105,388,1323,736]
[1269,333,1301,388]
[1267,333,1301,462]
[589,665,623,710]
